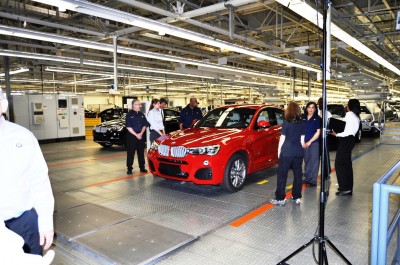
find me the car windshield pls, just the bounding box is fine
[327,105,345,117]
[195,107,256,129]
[360,106,371,114]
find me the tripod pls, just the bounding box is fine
[277,1,351,264]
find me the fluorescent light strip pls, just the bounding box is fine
[0,25,301,80]
[0,67,29,77]
[276,0,400,76]
[0,49,211,79]
[31,0,318,73]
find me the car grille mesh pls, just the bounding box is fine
[158,145,170,156]
[158,145,187,158]
[95,126,107,133]
[171,146,187,158]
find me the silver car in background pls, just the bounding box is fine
[360,101,384,135]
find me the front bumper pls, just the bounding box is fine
[147,149,225,185]
[93,130,124,145]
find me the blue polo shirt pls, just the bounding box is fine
[126,110,148,133]
[281,120,306,157]
[179,105,203,129]
[301,113,321,142]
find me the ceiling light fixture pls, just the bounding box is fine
[0,66,29,77]
[276,0,400,76]
[0,25,296,81]
[30,0,318,73]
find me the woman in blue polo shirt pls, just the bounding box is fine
[301,102,321,187]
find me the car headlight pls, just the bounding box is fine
[109,125,123,131]
[150,141,159,150]
[186,145,220,156]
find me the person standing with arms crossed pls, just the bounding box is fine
[0,88,55,256]
[179,98,203,130]
[126,99,148,174]
[270,102,306,206]
[301,102,321,187]
[330,99,361,196]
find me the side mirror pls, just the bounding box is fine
[257,120,270,128]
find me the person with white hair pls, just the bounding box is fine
[0,88,55,258]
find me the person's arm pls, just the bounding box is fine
[147,110,157,130]
[336,113,358,137]
[304,129,320,148]
[278,135,285,158]
[29,136,54,250]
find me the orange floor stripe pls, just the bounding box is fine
[86,172,147,187]
[229,183,308,227]
[48,153,126,167]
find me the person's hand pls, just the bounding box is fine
[40,230,54,250]
[330,130,337,137]
[136,132,143,140]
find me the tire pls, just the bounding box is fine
[100,142,113,148]
[221,154,247,192]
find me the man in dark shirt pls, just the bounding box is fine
[125,100,148,174]
[179,98,203,130]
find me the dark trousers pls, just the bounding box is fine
[5,209,42,255]
[276,156,303,200]
[335,136,355,191]
[150,130,160,144]
[126,132,146,170]
[320,138,331,178]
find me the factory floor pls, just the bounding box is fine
[43,134,399,265]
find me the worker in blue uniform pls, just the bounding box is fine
[179,98,203,130]
[126,99,148,174]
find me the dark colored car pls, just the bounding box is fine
[98,107,123,122]
[93,108,180,147]
[84,109,97,118]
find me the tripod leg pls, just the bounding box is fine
[277,237,317,265]
[325,239,352,265]
[322,242,329,265]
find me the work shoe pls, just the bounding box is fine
[291,197,301,205]
[269,199,286,206]
[140,168,148,173]
[127,169,132,175]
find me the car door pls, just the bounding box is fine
[251,108,282,171]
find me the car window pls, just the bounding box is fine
[360,106,371,114]
[196,107,256,129]
[327,105,345,117]
[269,108,284,126]
[253,109,270,128]
[164,109,179,117]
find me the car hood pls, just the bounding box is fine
[96,118,125,127]
[162,127,245,147]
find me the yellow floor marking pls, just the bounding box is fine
[257,180,269,185]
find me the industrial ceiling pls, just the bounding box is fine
[0,0,399,102]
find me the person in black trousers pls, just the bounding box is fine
[330,99,361,196]
[270,102,306,205]
[126,99,148,174]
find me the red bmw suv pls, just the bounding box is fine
[147,104,284,192]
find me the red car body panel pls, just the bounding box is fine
[147,105,282,186]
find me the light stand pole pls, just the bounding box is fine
[277,0,352,264]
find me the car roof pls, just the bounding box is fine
[216,104,280,109]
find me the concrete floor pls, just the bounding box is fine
[43,133,399,265]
